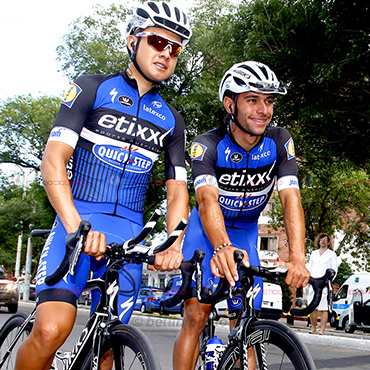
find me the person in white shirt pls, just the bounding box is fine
[307,233,338,335]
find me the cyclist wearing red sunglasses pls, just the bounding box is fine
[15,2,192,370]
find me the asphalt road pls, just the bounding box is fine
[1,302,370,369]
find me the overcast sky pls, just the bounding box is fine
[0,0,191,101]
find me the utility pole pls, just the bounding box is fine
[15,231,22,279]
[23,234,33,301]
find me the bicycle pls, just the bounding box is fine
[0,209,188,370]
[165,249,335,370]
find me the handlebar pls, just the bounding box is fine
[31,209,188,287]
[163,249,336,317]
[45,221,91,286]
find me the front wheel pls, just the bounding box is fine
[0,312,33,369]
[343,317,355,334]
[81,323,160,370]
[218,320,316,370]
[329,312,337,328]
[159,303,168,316]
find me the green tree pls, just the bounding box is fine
[268,160,370,267]
[0,95,60,170]
[333,260,353,286]
[0,175,55,276]
[229,0,370,166]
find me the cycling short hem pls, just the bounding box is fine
[36,289,77,309]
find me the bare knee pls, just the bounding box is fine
[182,299,211,336]
[31,302,76,351]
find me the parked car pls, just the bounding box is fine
[134,287,163,313]
[159,275,282,320]
[0,265,19,313]
[337,288,370,333]
[332,271,370,327]
[159,276,183,315]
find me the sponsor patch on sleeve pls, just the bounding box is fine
[284,138,296,160]
[194,174,218,191]
[62,83,82,108]
[277,175,300,191]
[48,126,79,148]
[190,142,207,161]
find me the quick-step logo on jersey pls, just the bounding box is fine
[62,83,82,108]
[219,193,268,212]
[93,144,153,173]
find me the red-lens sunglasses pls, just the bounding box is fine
[135,32,183,58]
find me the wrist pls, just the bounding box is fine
[213,242,232,256]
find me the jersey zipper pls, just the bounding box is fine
[112,95,143,216]
[230,151,250,228]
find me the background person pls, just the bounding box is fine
[307,232,338,335]
[173,61,310,370]
[15,2,192,370]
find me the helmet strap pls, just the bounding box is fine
[130,37,160,86]
[228,94,259,137]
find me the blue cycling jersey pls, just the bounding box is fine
[182,123,299,313]
[37,72,187,320]
[48,71,187,216]
[190,124,299,224]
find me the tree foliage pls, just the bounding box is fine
[0,95,60,169]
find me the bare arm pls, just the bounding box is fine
[41,141,106,259]
[197,185,249,286]
[150,179,189,271]
[278,187,310,288]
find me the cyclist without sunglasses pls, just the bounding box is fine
[15,2,192,370]
[173,61,310,370]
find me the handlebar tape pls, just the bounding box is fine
[30,229,51,238]
[126,209,162,249]
[164,249,205,308]
[45,221,91,286]
[152,218,188,255]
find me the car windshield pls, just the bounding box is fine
[0,267,8,279]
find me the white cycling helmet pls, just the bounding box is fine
[219,61,287,102]
[125,1,192,47]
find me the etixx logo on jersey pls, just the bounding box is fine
[93,145,153,173]
[62,83,82,108]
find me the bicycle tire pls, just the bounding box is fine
[81,323,161,370]
[217,320,316,370]
[0,313,33,370]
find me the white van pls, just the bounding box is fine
[333,271,370,320]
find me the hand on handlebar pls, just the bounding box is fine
[148,248,183,272]
[210,246,250,287]
[82,230,107,261]
[275,260,310,289]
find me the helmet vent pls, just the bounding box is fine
[153,16,191,37]
[162,2,172,17]
[258,65,269,80]
[148,2,160,14]
[241,65,262,81]
[175,7,181,22]
[137,8,150,19]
